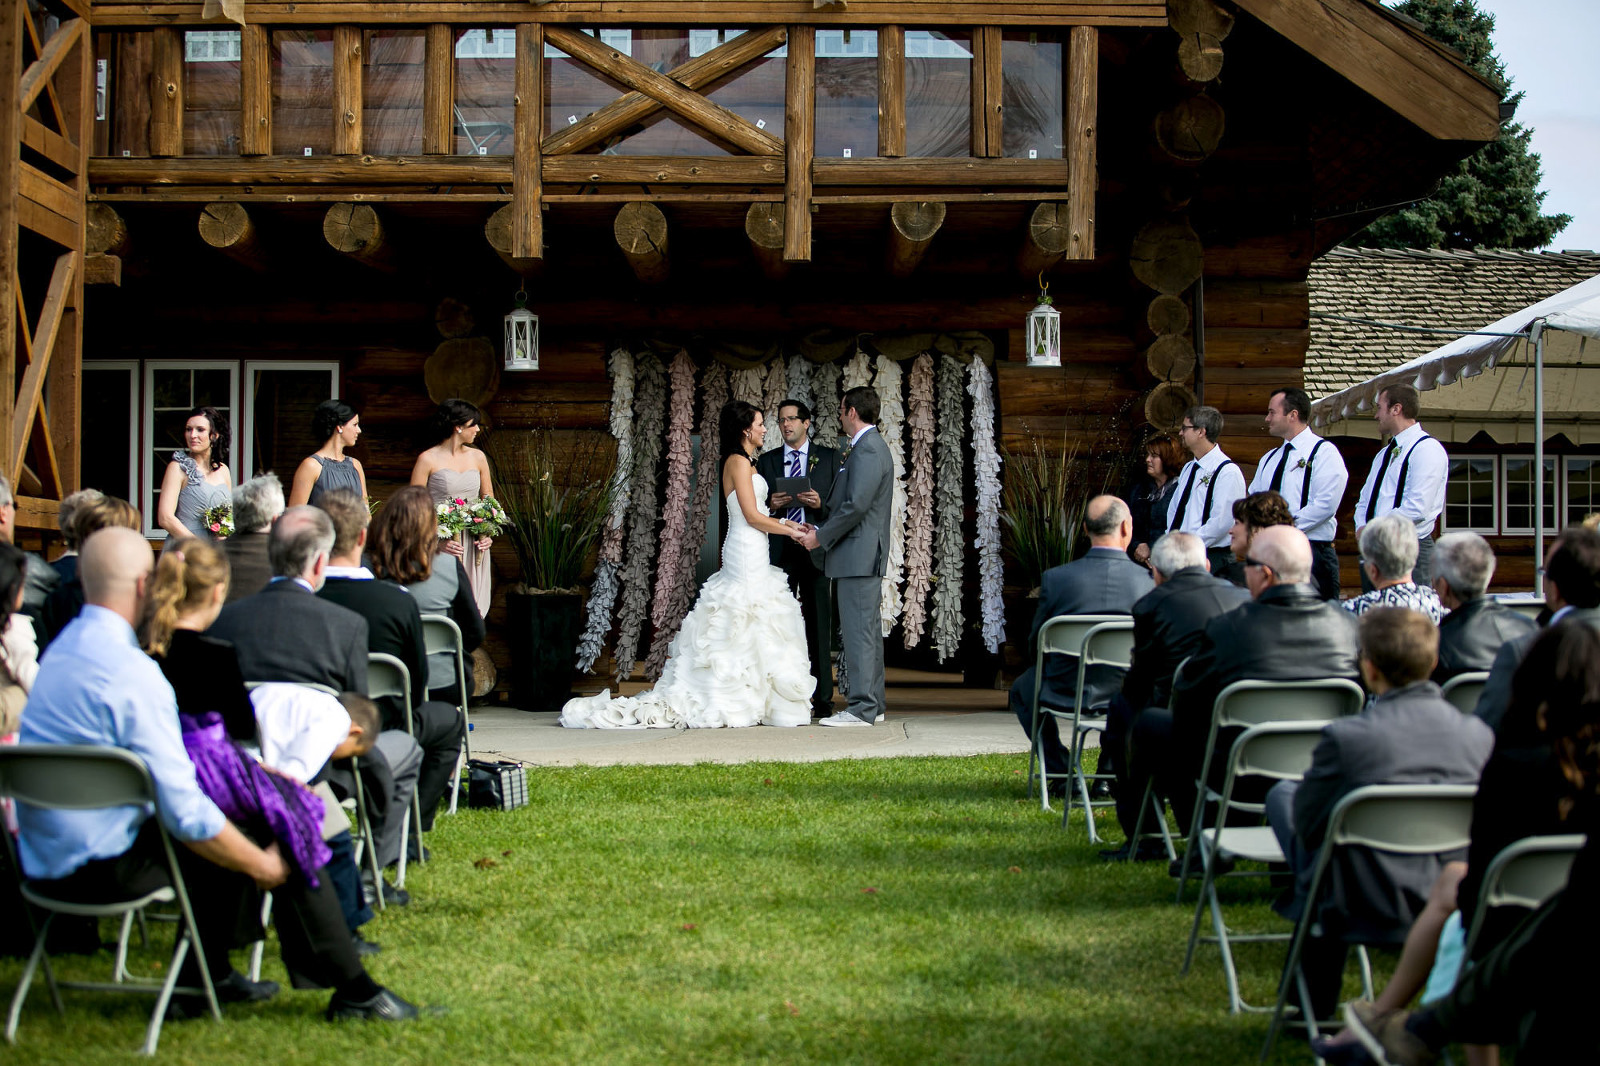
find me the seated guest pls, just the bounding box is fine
[1008,496,1154,786]
[1474,526,1600,730]
[314,489,465,849]
[1430,531,1535,684]
[48,488,104,584]
[368,487,485,706]
[0,543,37,737]
[1136,526,1361,832]
[41,494,141,646]
[1342,513,1443,623]
[225,473,286,603]
[1227,491,1294,569]
[0,474,57,629]
[1107,532,1249,851]
[1264,607,1492,1021]
[208,506,423,896]
[12,528,422,1019]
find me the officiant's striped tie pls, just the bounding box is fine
[787,450,804,523]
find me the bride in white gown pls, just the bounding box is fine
[560,401,817,728]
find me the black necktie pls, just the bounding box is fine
[1365,444,1398,523]
[1172,463,1200,529]
[1268,445,1292,494]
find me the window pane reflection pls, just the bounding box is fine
[454,28,515,155]
[905,30,971,157]
[364,29,425,155]
[815,29,877,159]
[184,30,240,155]
[272,30,333,156]
[1001,30,1063,159]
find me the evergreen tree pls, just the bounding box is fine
[1346,0,1570,250]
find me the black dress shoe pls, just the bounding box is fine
[327,987,432,1022]
[215,970,280,1003]
[1089,779,1115,801]
[352,933,382,957]
[380,881,411,907]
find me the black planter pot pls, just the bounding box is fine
[505,590,583,712]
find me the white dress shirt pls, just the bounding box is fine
[1167,445,1247,549]
[1353,421,1448,536]
[1248,427,1349,543]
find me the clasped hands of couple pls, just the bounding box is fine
[769,488,821,545]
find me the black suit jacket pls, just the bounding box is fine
[756,442,837,566]
[317,575,430,731]
[1027,547,1155,710]
[1122,566,1250,713]
[208,578,369,695]
[1474,607,1600,730]
[1433,597,1536,684]
[1172,582,1361,768]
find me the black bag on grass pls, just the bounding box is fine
[468,759,529,811]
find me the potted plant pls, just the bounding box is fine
[486,430,619,711]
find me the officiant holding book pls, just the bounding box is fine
[759,399,838,718]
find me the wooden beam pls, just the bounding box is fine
[1018,202,1073,275]
[545,26,784,157]
[541,26,788,156]
[423,24,455,155]
[332,25,363,156]
[113,32,152,158]
[0,0,19,453]
[483,202,543,274]
[613,201,670,284]
[198,201,268,269]
[546,156,782,185]
[877,25,905,158]
[323,202,397,271]
[20,114,79,175]
[784,25,815,262]
[1064,25,1097,260]
[83,254,122,285]
[19,164,79,228]
[85,202,130,256]
[885,200,944,277]
[743,202,789,281]
[11,495,61,532]
[16,16,83,115]
[148,26,183,157]
[971,27,1003,158]
[512,23,543,259]
[90,155,513,185]
[17,195,76,248]
[812,157,1070,185]
[240,25,271,155]
[11,253,75,486]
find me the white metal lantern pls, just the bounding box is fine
[504,289,539,371]
[1025,285,1061,367]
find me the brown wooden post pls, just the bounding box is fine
[743,203,789,281]
[332,26,362,156]
[971,27,1002,158]
[886,200,945,278]
[512,23,543,261]
[323,202,396,271]
[149,27,183,157]
[423,24,454,155]
[51,17,91,493]
[241,25,271,156]
[877,25,904,159]
[783,25,814,263]
[613,202,670,284]
[0,0,20,449]
[1065,25,1098,260]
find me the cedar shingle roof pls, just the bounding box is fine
[1305,247,1600,398]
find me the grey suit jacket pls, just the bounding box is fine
[1027,547,1155,709]
[812,427,893,579]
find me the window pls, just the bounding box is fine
[1443,454,1497,534]
[81,362,137,504]
[185,30,241,63]
[905,30,971,157]
[185,31,241,154]
[455,29,515,155]
[815,29,878,58]
[242,362,340,481]
[1000,30,1063,159]
[143,362,239,537]
[544,28,632,58]
[815,29,878,158]
[1566,457,1600,527]
[455,27,516,59]
[1501,456,1558,535]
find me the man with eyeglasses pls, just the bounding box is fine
[1167,405,1248,585]
[1352,383,1448,590]
[758,399,839,718]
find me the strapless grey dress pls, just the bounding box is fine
[427,468,490,617]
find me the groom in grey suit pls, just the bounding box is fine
[798,386,894,726]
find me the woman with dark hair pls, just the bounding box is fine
[157,405,232,540]
[288,398,367,508]
[409,399,494,616]
[561,400,814,729]
[0,542,36,740]
[1130,434,1187,567]
[368,486,484,705]
[1228,490,1295,566]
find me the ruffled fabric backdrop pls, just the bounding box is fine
[610,352,666,684]
[932,353,966,662]
[968,358,1006,653]
[643,350,699,680]
[873,356,907,638]
[576,349,635,674]
[900,353,935,650]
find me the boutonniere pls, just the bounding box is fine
[1389,441,1402,457]
[807,452,819,474]
[1198,472,1214,486]
[1293,457,1308,471]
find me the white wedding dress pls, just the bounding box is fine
[560,473,816,729]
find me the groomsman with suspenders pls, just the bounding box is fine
[1250,387,1350,600]
[1167,405,1249,585]
[1352,382,1449,591]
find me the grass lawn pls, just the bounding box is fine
[0,755,1375,1064]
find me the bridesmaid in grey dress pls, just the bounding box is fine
[288,398,368,508]
[409,399,494,617]
[157,406,232,539]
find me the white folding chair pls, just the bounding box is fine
[1261,783,1478,1058]
[1439,671,1491,716]
[1180,721,1328,1014]
[1124,656,1193,864]
[1059,621,1136,840]
[0,746,222,1056]
[367,652,425,889]
[1457,833,1583,976]
[1174,677,1365,902]
[1024,614,1130,814]
[419,613,471,816]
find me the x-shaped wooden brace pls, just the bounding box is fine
[10,253,77,493]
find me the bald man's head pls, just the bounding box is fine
[79,527,155,620]
[1083,495,1133,548]
[1248,525,1312,588]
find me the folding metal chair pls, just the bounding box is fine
[1174,677,1365,902]
[1180,721,1328,1013]
[367,652,425,889]
[1024,614,1130,813]
[1124,656,1193,864]
[1058,621,1136,840]
[1457,833,1582,975]
[419,613,471,816]
[0,746,222,1056]
[1261,783,1478,1058]
[1439,671,1490,716]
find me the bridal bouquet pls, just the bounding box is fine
[202,502,234,539]
[436,497,475,539]
[437,496,511,540]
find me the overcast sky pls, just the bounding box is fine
[1471,0,1600,251]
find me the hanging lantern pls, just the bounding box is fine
[1025,274,1061,367]
[504,289,539,371]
